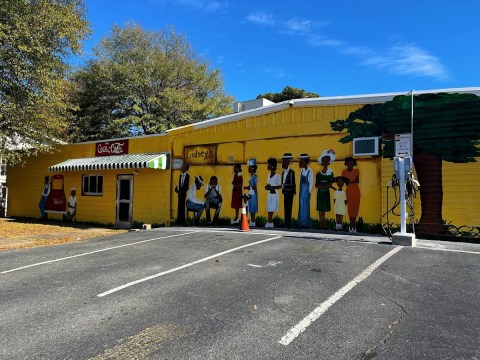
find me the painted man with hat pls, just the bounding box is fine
[281,153,296,228]
[297,153,313,228]
[244,158,258,227]
[174,161,190,225]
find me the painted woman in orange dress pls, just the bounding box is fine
[342,157,361,233]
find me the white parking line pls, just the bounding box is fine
[279,246,403,346]
[1,232,197,274]
[97,235,283,297]
[414,246,480,255]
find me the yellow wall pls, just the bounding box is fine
[7,101,479,231]
[381,158,480,230]
[169,104,383,225]
[7,135,172,226]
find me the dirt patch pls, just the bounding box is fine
[0,218,127,251]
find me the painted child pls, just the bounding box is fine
[244,158,258,227]
[265,157,282,228]
[315,149,336,230]
[334,176,349,230]
[230,163,243,224]
[204,175,222,225]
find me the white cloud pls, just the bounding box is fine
[263,67,286,78]
[245,11,276,26]
[307,35,343,48]
[245,11,449,81]
[284,17,315,33]
[174,0,227,13]
[361,44,449,80]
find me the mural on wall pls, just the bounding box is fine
[331,92,480,236]
[44,174,67,215]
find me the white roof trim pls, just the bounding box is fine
[72,132,168,145]
[167,87,480,133]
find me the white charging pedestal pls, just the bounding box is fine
[392,156,416,247]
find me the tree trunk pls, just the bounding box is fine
[414,151,443,235]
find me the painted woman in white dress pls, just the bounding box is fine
[265,157,282,228]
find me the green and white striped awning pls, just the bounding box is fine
[49,153,169,172]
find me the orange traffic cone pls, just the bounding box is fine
[239,206,250,231]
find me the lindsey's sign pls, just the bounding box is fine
[95,140,129,157]
[184,145,216,165]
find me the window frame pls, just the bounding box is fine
[82,174,104,196]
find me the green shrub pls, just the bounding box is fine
[255,216,267,228]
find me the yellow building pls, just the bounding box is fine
[7,88,480,237]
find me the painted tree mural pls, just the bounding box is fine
[331,92,480,235]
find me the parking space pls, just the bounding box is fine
[1,228,479,359]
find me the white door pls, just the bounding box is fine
[116,175,133,228]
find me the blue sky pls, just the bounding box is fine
[80,0,480,101]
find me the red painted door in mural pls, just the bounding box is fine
[45,174,67,213]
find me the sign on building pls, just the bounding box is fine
[95,140,129,157]
[184,145,216,165]
[395,134,412,157]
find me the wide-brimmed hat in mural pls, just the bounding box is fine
[195,175,204,185]
[318,149,336,164]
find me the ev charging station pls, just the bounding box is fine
[392,133,417,246]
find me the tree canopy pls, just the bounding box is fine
[68,23,234,141]
[330,93,480,162]
[256,86,319,103]
[0,0,90,164]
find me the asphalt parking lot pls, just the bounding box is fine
[1,227,479,359]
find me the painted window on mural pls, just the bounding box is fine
[82,175,103,196]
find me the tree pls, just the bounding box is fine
[256,86,319,103]
[68,23,234,141]
[0,0,90,163]
[330,93,480,235]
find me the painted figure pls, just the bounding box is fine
[66,187,77,222]
[230,163,243,224]
[175,161,190,225]
[244,158,258,227]
[265,157,282,228]
[39,176,50,220]
[342,157,361,233]
[316,149,336,230]
[186,175,205,225]
[297,154,313,229]
[204,176,222,226]
[333,177,348,231]
[281,153,296,228]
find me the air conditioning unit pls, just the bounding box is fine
[353,137,381,156]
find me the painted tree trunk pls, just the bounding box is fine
[414,152,443,235]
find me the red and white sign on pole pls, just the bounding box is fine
[95,140,129,157]
[394,134,412,157]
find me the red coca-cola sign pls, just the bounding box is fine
[95,140,129,157]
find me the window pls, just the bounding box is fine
[82,175,103,196]
[1,159,6,176]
